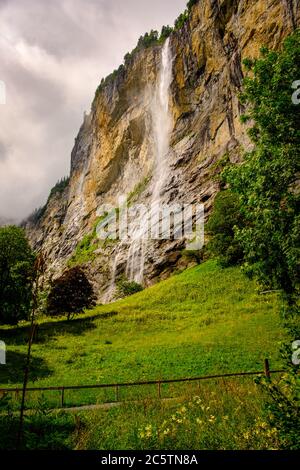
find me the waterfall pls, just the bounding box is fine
[151,37,173,204]
[103,38,173,301]
[125,38,173,285]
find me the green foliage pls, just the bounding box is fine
[0,226,35,325]
[127,175,152,205]
[223,29,300,450]
[174,10,189,30]
[68,216,105,267]
[225,30,300,299]
[0,394,75,450]
[187,0,198,11]
[69,232,97,267]
[159,25,173,42]
[116,277,143,298]
[256,373,300,450]
[47,267,96,320]
[206,191,244,267]
[77,382,281,450]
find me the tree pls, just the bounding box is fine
[160,25,173,42]
[47,267,96,320]
[225,30,300,302]
[0,226,35,325]
[206,191,244,267]
[224,30,300,449]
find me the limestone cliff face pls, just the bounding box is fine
[25,0,300,301]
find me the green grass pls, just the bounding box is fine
[74,378,281,450]
[0,260,284,410]
[0,260,286,449]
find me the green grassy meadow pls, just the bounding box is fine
[0,260,286,449]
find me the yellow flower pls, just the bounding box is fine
[223,415,229,421]
[208,415,216,423]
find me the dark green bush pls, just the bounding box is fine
[206,191,244,267]
[116,278,143,298]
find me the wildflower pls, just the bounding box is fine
[163,428,170,436]
[223,415,229,421]
[196,418,203,425]
[180,406,187,414]
[208,415,216,423]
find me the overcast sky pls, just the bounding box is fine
[0,0,187,221]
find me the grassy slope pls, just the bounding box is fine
[0,261,284,401]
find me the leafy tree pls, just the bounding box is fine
[206,191,244,267]
[225,30,300,302]
[224,30,300,449]
[0,226,35,325]
[46,267,96,320]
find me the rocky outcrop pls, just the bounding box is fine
[24,0,300,301]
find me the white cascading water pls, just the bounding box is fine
[125,38,173,284]
[103,38,173,301]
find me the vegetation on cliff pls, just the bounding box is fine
[26,176,70,225]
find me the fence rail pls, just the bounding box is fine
[0,359,285,408]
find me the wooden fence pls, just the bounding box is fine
[0,359,285,409]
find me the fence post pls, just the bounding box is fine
[61,387,65,408]
[264,359,271,379]
[158,381,161,399]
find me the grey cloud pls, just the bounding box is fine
[0,0,187,221]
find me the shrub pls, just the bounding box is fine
[47,267,96,320]
[116,277,143,298]
[206,191,244,267]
